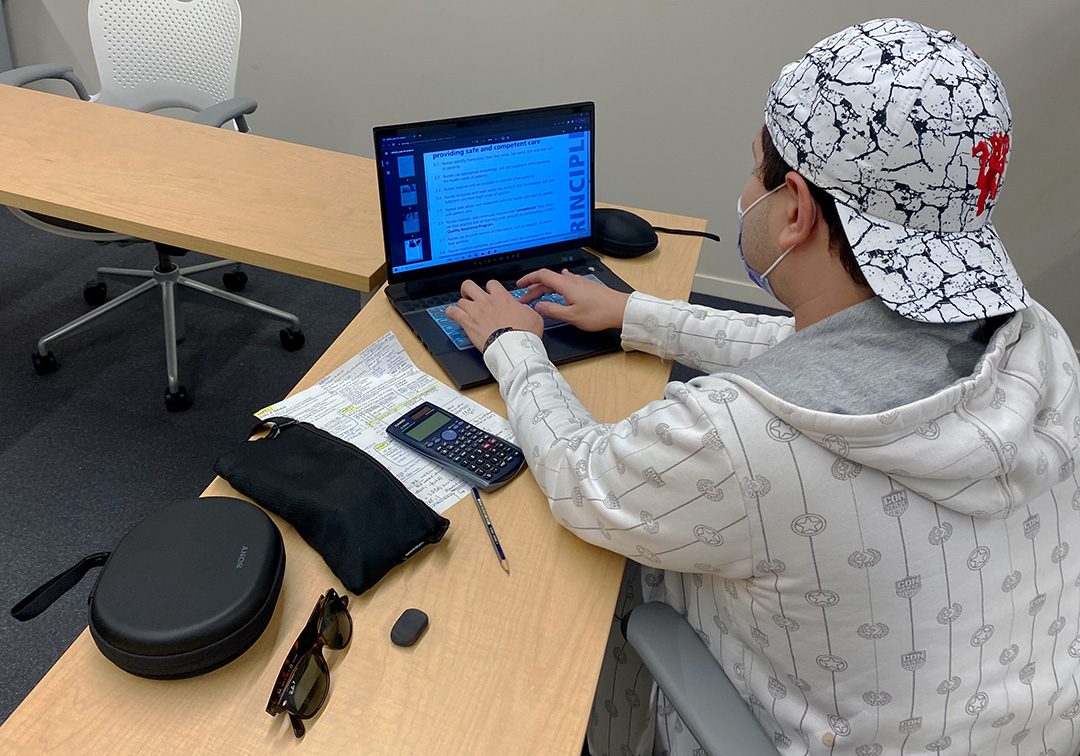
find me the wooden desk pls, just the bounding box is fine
[1,206,706,754]
[0,85,385,291]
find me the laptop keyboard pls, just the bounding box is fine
[426,274,601,351]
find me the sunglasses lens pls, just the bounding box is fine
[321,599,352,649]
[269,590,351,735]
[286,654,330,718]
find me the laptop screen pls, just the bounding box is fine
[374,103,594,282]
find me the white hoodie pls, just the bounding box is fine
[483,292,1080,756]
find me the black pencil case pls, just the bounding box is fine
[214,417,450,595]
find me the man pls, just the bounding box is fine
[447,19,1080,756]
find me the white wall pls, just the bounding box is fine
[8,1,1080,334]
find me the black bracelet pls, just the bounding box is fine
[482,327,517,353]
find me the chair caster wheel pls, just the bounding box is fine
[84,280,107,306]
[223,270,248,291]
[165,386,192,412]
[280,328,305,351]
[32,351,59,375]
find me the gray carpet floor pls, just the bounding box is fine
[0,209,364,724]
[0,207,783,725]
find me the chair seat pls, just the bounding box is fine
[23,209,114,235]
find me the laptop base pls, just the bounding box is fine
[387,252,631,389]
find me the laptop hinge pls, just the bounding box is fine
[403,272,465,298]
[402,249,593,297]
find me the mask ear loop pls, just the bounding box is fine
[738,184,785,219]
[760,243,798,281]
[762,190,821,284]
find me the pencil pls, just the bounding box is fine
[471,486,510,575]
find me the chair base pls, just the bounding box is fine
[34,251,303,411]
[165,385,192,413]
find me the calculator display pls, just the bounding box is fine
[406,410,451,441]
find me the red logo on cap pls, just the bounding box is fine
[972,132,1010,216]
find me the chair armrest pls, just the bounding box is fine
[191,96,257,132]
[626,602,778,756]
[0,64,90,100]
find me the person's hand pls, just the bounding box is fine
[445,279,544,351]
[517,269,631,332]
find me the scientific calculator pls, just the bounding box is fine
[387,402,526,491]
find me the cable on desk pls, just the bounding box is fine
[652,226,721,242]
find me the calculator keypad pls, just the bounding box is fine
[426,419,519,481]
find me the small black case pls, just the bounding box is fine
[11,497,285,679]
[390,608,429,647]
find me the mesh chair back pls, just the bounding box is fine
[88,0,241,112]
[0,2,13,72]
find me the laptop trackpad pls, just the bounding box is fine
[543,324,621,362]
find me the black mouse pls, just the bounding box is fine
[592,208,659,258]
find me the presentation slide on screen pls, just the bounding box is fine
[422,132,589,261]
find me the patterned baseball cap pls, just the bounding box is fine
[764,18,1028,323]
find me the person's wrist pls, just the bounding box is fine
[482,327,517,353]
[612,290,632,329]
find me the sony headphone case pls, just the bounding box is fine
[88,497,285,679]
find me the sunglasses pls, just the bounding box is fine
[266,587,353,738]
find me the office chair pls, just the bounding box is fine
[0,0,304,411]
[625,601,779,756]
[0,1,12,73]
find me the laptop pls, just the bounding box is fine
[373,102,633,389]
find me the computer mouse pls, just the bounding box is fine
[592,208,659,258]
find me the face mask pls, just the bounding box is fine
[737,185,797,298]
